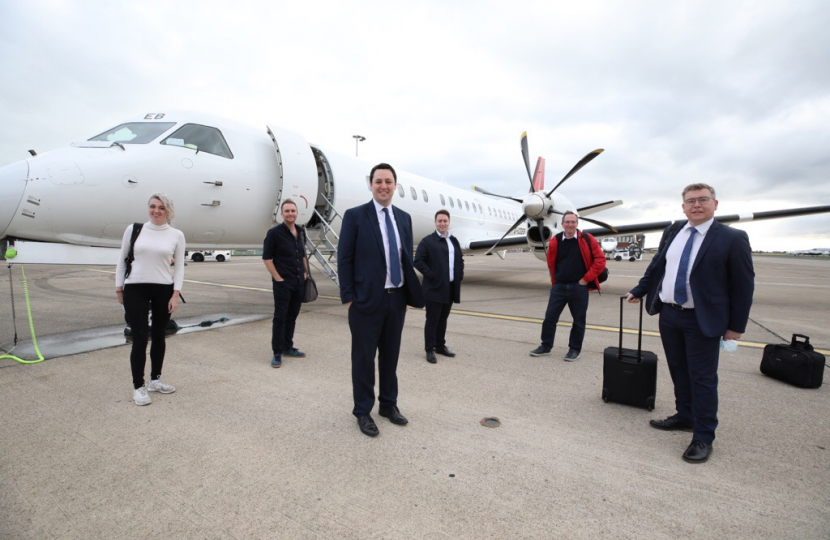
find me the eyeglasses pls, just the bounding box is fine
[684,197,712,206]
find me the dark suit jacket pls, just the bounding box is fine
[414,231,464,304]
[630,219,754,337]
[338,201,425,312]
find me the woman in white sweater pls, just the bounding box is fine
[115,193,186,406]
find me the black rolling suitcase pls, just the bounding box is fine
[760,334,825,389]
[602,296,658,410]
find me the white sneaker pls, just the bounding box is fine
[148,378,176,394]
[133,386,152,406]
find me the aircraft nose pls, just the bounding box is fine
[0,160,29,240]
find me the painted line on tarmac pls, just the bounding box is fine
[90,269,829,354]
[448,309,830,354]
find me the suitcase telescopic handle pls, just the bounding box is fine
[619,295,644,358]
[791,334,811,346]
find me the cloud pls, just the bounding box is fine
[1,0,828,251]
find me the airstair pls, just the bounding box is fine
[303,192,340,287]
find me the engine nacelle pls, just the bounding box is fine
[526,214,563,261]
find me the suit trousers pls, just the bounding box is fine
[658,307,721,443]
[271,278,304,354]
[424,294,453,351]
[349,289,407,416]
[123,283,173,389]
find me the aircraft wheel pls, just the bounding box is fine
[614,255,622,262]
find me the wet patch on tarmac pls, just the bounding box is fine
[0,313,269,363]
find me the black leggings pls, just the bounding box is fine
[123,283,173,389]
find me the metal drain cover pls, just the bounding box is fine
[480,417,501,428]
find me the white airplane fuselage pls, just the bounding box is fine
[0,111,567,261]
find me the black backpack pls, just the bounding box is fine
[124,222,143,278]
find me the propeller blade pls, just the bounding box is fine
[546,149,604,196]
[545,207,618,232]
[536,219,549,255]
[520,132,534,190]
[485,215,528,256]
[579,215,618,233]
[472,185,522,203]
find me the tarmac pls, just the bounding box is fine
[1,253,828,539]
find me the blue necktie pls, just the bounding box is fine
[673,227,698,305]
[383,208,402,287]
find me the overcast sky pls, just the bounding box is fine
[1,0,828,250]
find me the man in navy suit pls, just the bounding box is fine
[626,183,754,463]
[414,210,465,364]
[338,163,425,437]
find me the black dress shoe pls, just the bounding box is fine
[435,346,456,357]
[649,416,694,431]
[682,440,713,463]
[426,350,437,364]
[357,414,379,437]
[378,405,409,425]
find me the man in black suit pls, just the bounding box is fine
[626,183,755,463]
[338,163,425,437]
[414,210,465,364]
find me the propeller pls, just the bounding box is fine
[478,132,616,255]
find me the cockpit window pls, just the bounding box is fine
[89,122,176,144]
[161,124,233,159]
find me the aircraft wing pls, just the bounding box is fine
[582,205,830,238]
[467,235,528,252]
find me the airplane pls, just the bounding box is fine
[2,110,830,280]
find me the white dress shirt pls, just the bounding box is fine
[373,199,404,288]
[659,218,714,307]
[437,229,456,282]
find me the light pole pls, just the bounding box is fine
[353,135,365,156]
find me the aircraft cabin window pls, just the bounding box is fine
[410,187,418,200]
[440,194,446,205]
[161,124,233,159]
[465,201,470,211]
[456,198,462,210]
[397,184,404,197]
[422,190,428,202]
[89,122,177,144]
[449,198,455,208]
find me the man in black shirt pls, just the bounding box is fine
[263,199,309,368]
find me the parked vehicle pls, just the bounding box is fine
[611,246,643,262]
[187,250,232,262]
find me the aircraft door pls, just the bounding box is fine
[473,198,485,225]
[0,160,29,240]
[266,125,318,225]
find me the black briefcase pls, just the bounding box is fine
[760,334,825,389]
[602,296,658,410]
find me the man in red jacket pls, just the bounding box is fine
[530,211,606,361]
